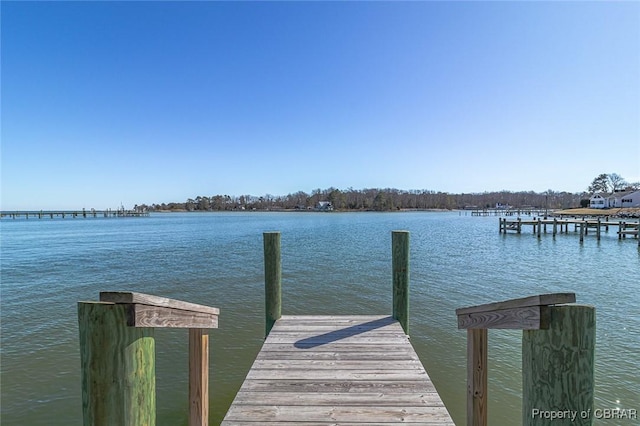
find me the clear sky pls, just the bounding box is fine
[2,1,639,210]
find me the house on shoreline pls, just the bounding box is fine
[589,190,640,209]
[316,201,334,211]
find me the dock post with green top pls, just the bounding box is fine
[522,305,595,426]
[78,302,156,426]
[264,231,282,337]
[456,293,591,426]
[392,230,410,335]
[78,292,219,426]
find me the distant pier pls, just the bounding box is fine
[469,208,550,217]
[499,217,639,245]
[1,209,149,220]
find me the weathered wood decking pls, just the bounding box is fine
[222,315,454,425]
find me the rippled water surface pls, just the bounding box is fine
[1,212,638,425]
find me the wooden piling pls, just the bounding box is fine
[553,219,557,236]
[392,230,410,335]
[596,219,601,241]
[522,305,595,426]
[580,222,585,243]
[264,232,282,337]
[517,218,522,234]
[78,302,156,426]
[467,329,487,426]
[189,329,209,426]
[537,218,541,238]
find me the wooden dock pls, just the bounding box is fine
[468,207,549,217]
[75,234,598,426]
[499,217,639,244]
[222,314,454,425]
[0,209,149,219]
[222,230,453,425]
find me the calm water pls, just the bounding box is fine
[1,212,638,425]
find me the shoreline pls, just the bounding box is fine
[152,208,455,213]
[552,207,640,217]
[152,207,640,217]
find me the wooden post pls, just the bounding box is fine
[537,218,541,238]
[189,329,209,426]
[264,232,282,337]
[580,222,585,243]
[78,302,156,426]
[596,218,601,241]
[467,329,488,426]
[392,230,410,335]
[517,218,522,234]
[553,219,557,236]
[522,305,595,426]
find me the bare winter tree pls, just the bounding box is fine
[608,173,628,191]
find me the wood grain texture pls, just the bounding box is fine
[128,304,218,329]
[221,315,453,424]
[100,291,219,315]
[222,423,454,426]
[239,379,438,394]
[223,405,452,423]
[467,329,487,426]
[457,305,550,330]
[522,305,595,426]
[78,302,156,426]
[189,329,209,426]
[455,293,575,316]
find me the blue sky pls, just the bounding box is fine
[2,1,639,210]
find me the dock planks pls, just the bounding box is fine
[221,315,454,425]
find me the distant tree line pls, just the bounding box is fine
[132,172,639,213]
[135,187,585,212]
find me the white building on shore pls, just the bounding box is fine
[589,190,640,209]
